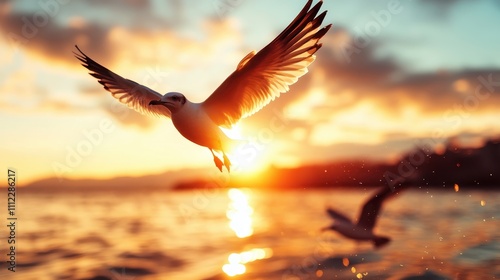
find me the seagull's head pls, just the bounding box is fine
[149,92,186,113]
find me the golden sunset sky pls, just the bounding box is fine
[1,0,500,184]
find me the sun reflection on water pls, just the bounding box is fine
[222,248,273,277]
[226,188,254,238]
[223,189,273,277]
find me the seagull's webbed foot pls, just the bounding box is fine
[210,149,224,172]
[223,153,231,173]
[213,156,224,172]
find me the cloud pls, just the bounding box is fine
[0,0,193,66]
[317,27,402,86]
[286,26,500,117]
[83,0,186,27]
[0,10,114,64]
[385,69,500,112]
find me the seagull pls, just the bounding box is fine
[322,186,406,248]
[74,0,331,172]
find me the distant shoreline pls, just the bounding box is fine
[4,137,500,192]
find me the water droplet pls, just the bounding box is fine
[480,200,486,206]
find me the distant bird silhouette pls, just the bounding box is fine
[322,186,406,248]
[74,0,331,172]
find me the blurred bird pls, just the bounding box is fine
[74,0,331,172]
[322,186,406,248]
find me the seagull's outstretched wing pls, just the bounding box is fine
[202,0,331,128]
[74,46,171,118]
[357,187,404,230]
[326,207,352,224]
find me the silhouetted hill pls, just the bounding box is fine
[407,138,500,187]
[174,137,500,190]
[20,168,211,192]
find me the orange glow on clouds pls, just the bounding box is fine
[285,87,327,120]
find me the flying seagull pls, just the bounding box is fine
[322,186,406,248]
[74,0,331,172]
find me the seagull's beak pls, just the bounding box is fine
[149,100,163,106]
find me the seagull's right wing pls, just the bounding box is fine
[201,0,331,128]
[326,207,352,223]
[74,45,171,118]
[357,187,406,230]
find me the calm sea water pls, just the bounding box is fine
[1,187,499,280]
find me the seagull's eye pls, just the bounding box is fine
[172,96,180,102]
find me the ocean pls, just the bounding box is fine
[1,187,498,279]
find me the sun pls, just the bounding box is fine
[220,124,268,174]
[230,151,267,174]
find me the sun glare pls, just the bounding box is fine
[230,149,267,174]
[221,124,244,140]
[221,124,268,174]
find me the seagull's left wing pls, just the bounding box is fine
[326,207,352,224]
[202,0,331,128]
[74,46,172,118]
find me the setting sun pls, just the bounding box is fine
[221,124,269,174]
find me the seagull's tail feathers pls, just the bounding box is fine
[373,236,391,248]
